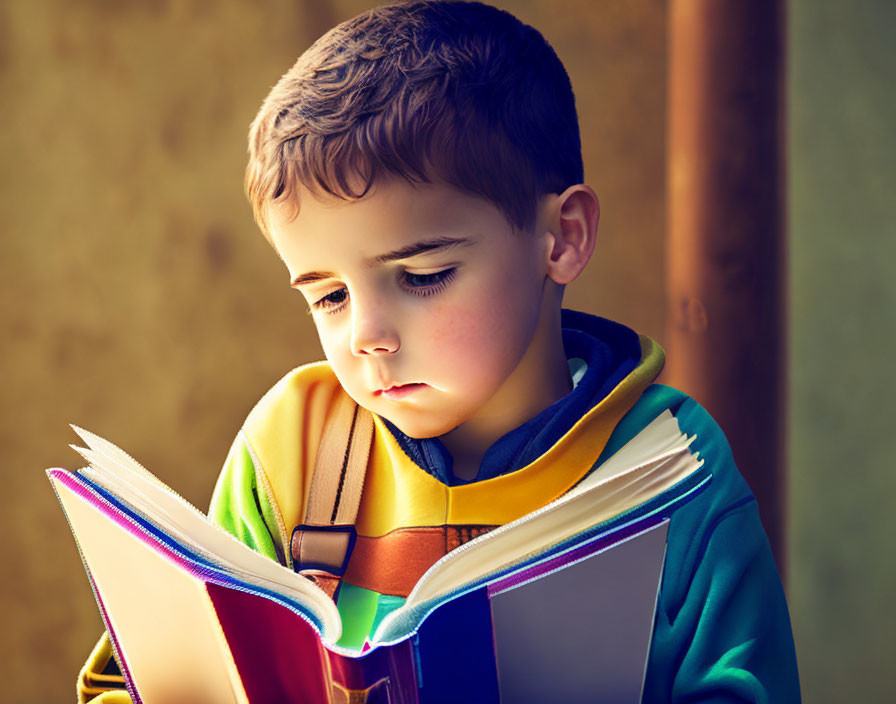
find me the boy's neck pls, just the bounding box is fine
[439,304,572,482]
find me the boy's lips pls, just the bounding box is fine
[375,382,428,400]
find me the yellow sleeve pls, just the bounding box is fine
[77,631,129,704]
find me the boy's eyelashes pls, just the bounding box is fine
[401,268,457,292]
[308,267,458,315]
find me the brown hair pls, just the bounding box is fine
[246,0,583,241]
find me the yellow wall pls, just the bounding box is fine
[0,2,666,699]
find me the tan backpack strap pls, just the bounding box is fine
[291,393,374,586]
[304,393,373,525]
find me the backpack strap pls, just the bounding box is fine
[291,393,374,599]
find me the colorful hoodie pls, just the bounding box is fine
[206,309,800,702]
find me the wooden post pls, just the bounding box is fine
[666,0,787,576]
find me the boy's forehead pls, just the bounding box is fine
[269,179,514,250]
[266,179,548,285]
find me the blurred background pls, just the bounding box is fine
[1,0,893,701]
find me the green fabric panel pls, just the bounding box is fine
[335,582,381,649]
[369,593,407,637]
[207,434,280,564]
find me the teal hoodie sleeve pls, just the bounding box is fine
[631,386,801,703]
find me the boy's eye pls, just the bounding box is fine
[310,267,457,315]
[312,288,347,312]
[402,268,456,291]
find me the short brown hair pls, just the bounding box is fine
[246,0,583,240]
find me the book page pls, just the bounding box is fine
[69,427,341,641]
[402,415,700,611]
[52,474,250,704]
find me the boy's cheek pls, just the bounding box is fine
[423,302,479,350]
[427,288,517,342]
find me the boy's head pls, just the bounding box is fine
[245,0,583,240]
[247,1,599,448]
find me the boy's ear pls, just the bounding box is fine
[542,184,600,285]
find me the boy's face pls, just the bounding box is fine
[269,179,557,440]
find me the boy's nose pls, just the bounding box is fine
[350,308,400,356]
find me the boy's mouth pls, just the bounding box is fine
[375,383,428,400]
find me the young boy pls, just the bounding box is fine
[79,1,800,701]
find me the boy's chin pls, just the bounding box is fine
[370,408,461,441]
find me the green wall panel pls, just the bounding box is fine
[788,1,896,702]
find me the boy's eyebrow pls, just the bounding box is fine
[290,236,475,286]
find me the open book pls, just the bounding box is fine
[48,410,709,704]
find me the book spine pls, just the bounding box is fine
[324,639,420,704]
